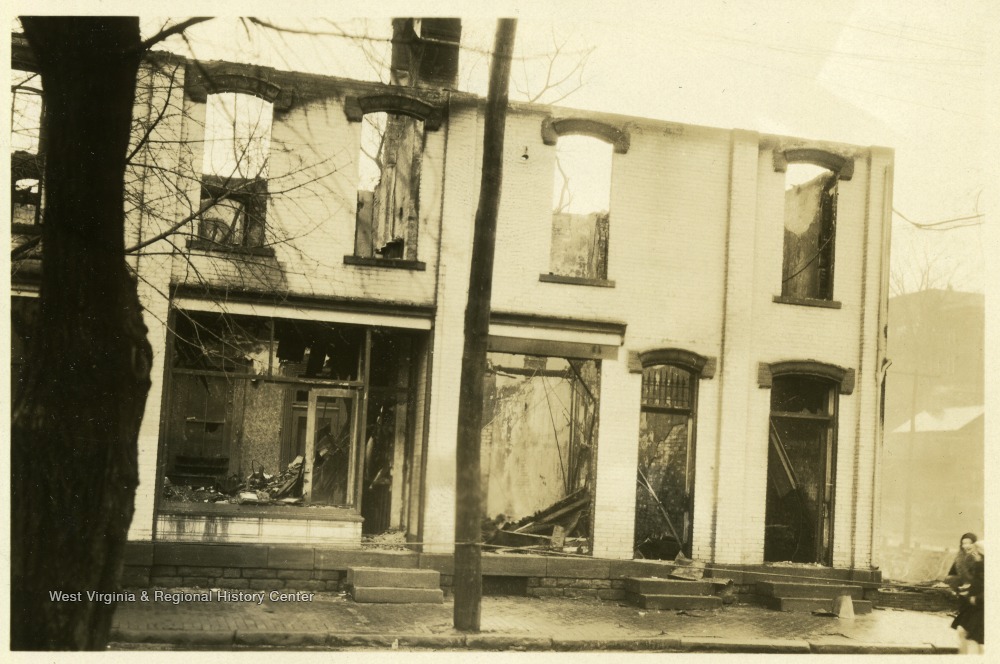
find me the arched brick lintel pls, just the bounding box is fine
[205,73,282,104]
[627,348,716,379]
[344,94,443,130]
[541,117,630,154]
[773,148,854,181]
[757,360,856,395]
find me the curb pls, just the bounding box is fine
[110,629,959,653]
[679,637,810,653]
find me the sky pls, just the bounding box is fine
[7,1,998,294]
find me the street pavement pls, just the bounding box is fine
[109,589,960,653]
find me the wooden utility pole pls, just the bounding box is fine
[453,18,517,632]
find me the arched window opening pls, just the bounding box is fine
[196,92,273,249]
[634,363,698,559]
[550,135,612,280]
[781,162,838,301]
[355,111,425,261]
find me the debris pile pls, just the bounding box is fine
[362,528,409,551]
[484,487,591,553]
[162,477,229,503]
[162,456,305,505]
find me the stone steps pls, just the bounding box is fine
[768,596,873,614]
[624,577,722,611]
[756,580,870,614]
[347,566,443,604]
[757,581,864,599]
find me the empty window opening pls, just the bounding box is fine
[782,163,837,300]
[550,135,612,280]
[480,353,599,554]
[12,175,41,226]
[11,70,44,226]
[765,374,837,564]
[356,111,424,260]
[197,93,273,248]
[634,364,697,560]
[201,92,273,179]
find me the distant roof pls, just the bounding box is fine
[892,405,984,434]
[889,288,983,308]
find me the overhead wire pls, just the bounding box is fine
[893,208,984,231]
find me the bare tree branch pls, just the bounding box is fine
[138,18,213,52]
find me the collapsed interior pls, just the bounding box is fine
[480,351,600,554]
[356,111,424,261]
[162,309,425,536]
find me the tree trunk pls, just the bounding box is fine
[12,18,152,650]
[453,18,517,632]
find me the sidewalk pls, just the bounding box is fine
[110,589,959,653]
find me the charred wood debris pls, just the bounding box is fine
[482,487,591,554]
[163,456,305,505]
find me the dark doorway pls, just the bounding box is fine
[634,364,697,559]
[765,375,837,564]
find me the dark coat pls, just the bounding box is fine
[950,557,984,644]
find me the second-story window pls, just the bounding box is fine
[197,92,273,249]
[356,111,425,261]
[781,162,838,301]
[550,135,613,280]
[11,69,44,227]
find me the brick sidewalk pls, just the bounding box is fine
[109,589,960,653]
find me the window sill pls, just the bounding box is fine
[343,255,426,271]
[539,273,615,288]
[187,239,276,257]
[773,295,842,309]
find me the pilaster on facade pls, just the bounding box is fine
[591,350,641,559]
[712,129,761,564]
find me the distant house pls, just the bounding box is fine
[882,289,984,558]
[10,25,894,578]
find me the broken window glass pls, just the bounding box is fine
[782,163,837,300]
[163,311,423,519]
[550,135,612,280]
[11,70,44,226]
[634,364,697,560]
[197,175,267,249]
[197,92,272,248]
[765,375,837,564]
[172,311,274,375]
[356,112,424,260]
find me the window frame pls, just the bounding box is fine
[539,117,629,287]
[772,148,854,307]
[343,93,443,271]
[765,373,839,565]
[188,174,272,255]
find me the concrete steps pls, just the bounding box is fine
[757,581,871,614]
[624,577,723,611]
[347,566,443,604]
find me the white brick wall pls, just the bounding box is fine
[591,349,642,559]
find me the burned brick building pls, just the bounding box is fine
[10,23,894,580]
